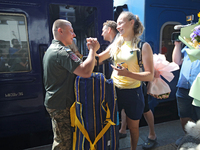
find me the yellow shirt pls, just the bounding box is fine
[111,41,141,89]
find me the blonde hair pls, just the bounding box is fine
[109,11,144,58]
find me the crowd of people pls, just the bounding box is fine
[42,11,200,150]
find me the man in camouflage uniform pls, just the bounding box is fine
[43,19,99,150]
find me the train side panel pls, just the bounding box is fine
[0,0,113,148]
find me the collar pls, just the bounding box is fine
[52,39,65,46]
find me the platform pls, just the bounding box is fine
[25,120,184,150]
[120,119,184,150]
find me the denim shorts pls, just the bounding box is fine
[116,86,145,120]
[176,88,197,120]
[193,105,200,121]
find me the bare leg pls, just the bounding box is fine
[143,110,156,140]
[180,117,193,133]
[175,117,194,146]
[119,109,127,134]
[126,116,140,150]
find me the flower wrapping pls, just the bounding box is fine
[179,23,200,50]
[147,54,179,99]
[189,73,200,106]
[185,48,200,62]
[187,48,200,106]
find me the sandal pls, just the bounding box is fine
[142,137,157,149]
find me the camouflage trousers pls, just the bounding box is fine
[46,107,72,150]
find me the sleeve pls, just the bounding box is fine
[57,48,82,73]
[181,46,188,58]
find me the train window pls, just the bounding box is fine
[161,23,178,62]
[49,4,97,56]
[0,13,31,73]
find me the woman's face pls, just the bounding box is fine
[117,14,134,39]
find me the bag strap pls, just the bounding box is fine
[71,74,115,150]
[137,40,148,90]
[70,102,115,150]
[137,40,145,71]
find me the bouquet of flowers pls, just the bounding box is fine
[147,54,179,99]
[190,24,200,49]
[179,13,200,45]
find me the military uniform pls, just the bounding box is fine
[43,40,82,150]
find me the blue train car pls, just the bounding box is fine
[0,0,113,149]
[114,0,200,116]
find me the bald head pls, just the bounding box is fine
[52,19,76,46]
[52,19,71,38]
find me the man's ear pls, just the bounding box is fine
[108,27,112,33]
[57,28,62,33]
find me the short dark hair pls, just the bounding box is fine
[11,39,18,45]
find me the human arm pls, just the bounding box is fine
[20,61,28,67]
[172,41,183,65]
[111,42,154,82]
[87,38,111,65]
[73,38,100,78]
[68,41,83,59]
[97,46,111,63]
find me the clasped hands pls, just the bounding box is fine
[86,37,100,52]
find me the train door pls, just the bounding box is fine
[48,4,97,56]
[160,22,180,62]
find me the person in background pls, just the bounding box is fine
[102,20,119,44]
[141,98,157,149]
[8,39,21,67]
[68,39,83,59]
[9,49,28,71]
[43,19,99,150]
[90,11,154,150]
[0,49,7,72]
[9,38,21,56]
[101,20,119,78]
[172,41,200,146]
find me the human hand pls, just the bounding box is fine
[111,64,129,76]
[86,38,100,52]
[174,41,181,46]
